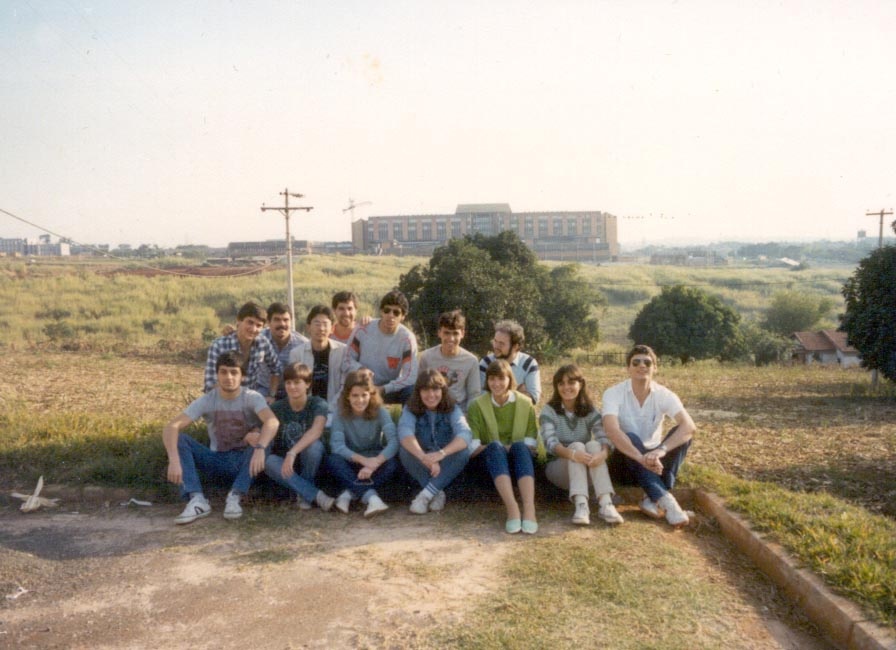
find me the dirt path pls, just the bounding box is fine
[0,494,834,650]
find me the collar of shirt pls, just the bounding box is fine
[491,391,517,407]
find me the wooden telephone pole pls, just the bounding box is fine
[261,189,313,321]
[863,208,893,388]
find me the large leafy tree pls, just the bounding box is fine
[840,246,896,381]
[397,231,602,356]
[762,290,833,336]
[629,284,744,363]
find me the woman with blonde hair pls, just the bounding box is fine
[467,359,539,534]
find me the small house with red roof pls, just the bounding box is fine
[791,330,861,367]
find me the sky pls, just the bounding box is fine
[1,1,895,248]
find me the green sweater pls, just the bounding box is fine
[467,392,537,451]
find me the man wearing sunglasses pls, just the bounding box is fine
[343,290,418,405]
[602,344,696,528]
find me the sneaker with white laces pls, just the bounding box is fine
[315,491,335,512]
[175,495,211,525]
[598,501,624,525]
[223,491,243,520]
[409,491,432,514]
[296,496,313,510]
[335,490,353,514]
[364,494,389,518]
[571,501,590,525]
[428,490,447,512]
[657,493,689,528]
[639,496,664,519]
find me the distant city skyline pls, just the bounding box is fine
[2,1,894,248]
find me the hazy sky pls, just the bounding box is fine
[2,1,895,248]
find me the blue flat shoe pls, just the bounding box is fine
[505,518,522,534]
[521,519,539,535]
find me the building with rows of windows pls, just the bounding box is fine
[351,203,618,262]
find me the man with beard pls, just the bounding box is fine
[478,319,541,404]
[204,301,283,403]
[257,302,309,401]
[330,291,370,344]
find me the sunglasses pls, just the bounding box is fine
[630,358,653,367]
[382,307,403,317]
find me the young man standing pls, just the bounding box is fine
[204,301,282,402]
[344,290,418,404]
[478,319,541,403]
[289,305,358,414]
[163,351,279,524]
[330,291,367,344]
[257,302,309,401]
[419,310,481,412]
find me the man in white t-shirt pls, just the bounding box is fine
[602,344,696,527]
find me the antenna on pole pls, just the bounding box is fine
[343,198,372,222]
[261,188,313,323]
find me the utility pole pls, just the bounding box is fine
[866,208,894,248]
[261,188,313,322]
[863,208,892,389]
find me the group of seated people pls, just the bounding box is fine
[163,290,696,534]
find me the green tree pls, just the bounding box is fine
[397,232,601,356]
[742,321,792,366]
[840,246,896,382]
[538,264,605,354]
[762,290,832,336]
[628,284,744,363]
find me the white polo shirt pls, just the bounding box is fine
[601,379,684,449]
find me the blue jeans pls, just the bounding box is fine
[264,454,321,503]
[326,454,400,502]
[399,446,471,493]
[610,428,691,502]
[482,441,535,480]
[383,385,413,405]
[287,439,325,483]
[177,434,254,498]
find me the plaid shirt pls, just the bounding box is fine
[203,333,282,393]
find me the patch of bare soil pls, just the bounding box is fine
[0,496,834,650]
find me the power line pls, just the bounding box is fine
[0,206,277,278]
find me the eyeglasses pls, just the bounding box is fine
[382,307,403,317]
[630,358,653,367]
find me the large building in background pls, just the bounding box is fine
[352,203,618,262]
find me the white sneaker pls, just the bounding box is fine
[598,501,624,525]
[639,496,663,519]
[315,491,335,512]
[572,501,590,525]
[429,490,447,511]
[657,493,689,528]
[175,495,211,525]
[364,494,389,518]
[335,490,353,514]
[296,496,312,510]
[409,491,432,514]
[223,491,243,520]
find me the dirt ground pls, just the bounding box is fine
[0,491,835,650]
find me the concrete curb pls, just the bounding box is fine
[696,489,896,650]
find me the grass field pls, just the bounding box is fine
[1,255,850,352]
[1,256,894,630]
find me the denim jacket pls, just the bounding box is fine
[397,406,473,452]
